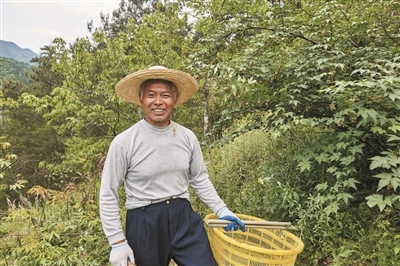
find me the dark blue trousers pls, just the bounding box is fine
[126,198,217,266]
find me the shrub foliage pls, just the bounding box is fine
[1,0,399,265]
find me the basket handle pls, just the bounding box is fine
[206,219,299,230]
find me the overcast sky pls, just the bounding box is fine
[1,0,120,55]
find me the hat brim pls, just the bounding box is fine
[115,68,198,106]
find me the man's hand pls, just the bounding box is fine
[217,207,246,232]
[110,240,135,266]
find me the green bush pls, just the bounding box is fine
[193,125,400,265]
[1,178,109,266]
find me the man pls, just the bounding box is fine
[99,66,245,266]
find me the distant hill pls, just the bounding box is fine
[0,57,31,85]
[0,40,38,64]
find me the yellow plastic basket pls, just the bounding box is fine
[204,213,304,266]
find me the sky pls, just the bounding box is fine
[1,0,120,55]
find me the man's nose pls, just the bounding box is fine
[154,95,162,104]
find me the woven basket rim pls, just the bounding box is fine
[205,213,304,255]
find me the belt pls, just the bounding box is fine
[140,197,184,210]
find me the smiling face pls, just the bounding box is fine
[140,80,177,127]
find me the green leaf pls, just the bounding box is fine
[340,155,355,166]
[375,172,392,191]
[394,247,400,255]
[327,166,338,173]
[315,153,329,163]
[298,160,311,172]
[343,178,360,190]
[371,126,386,134]
[315,182,328,191]
[389,124,400,133]
[336,142,348,150]
[387,134,400,142]
[370,156,391,170]
[324,202,339,216]
[366,194,392,212]
[358,108,369,121]
[337,192,354,204]
[329,153,342,162]
[366,109,379,124]
[349,144,364,155]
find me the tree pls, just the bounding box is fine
[3,0,399,264]
[188,0,400,262]
[0,57,30,85]
[0,89,20,211]
[21,1,198,183]
[0,45,68,209]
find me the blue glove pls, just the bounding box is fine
[216,207,246,232]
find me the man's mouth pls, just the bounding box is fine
[152,108,165,114]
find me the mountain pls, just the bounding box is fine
[0,57,31,85]
[0,40,38,64]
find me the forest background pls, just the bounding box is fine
[0,0,399,265]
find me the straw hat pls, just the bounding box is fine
[115,66,198,105]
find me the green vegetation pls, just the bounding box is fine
[1,0,399,265]
[0,57,31,85]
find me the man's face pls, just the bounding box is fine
[140,80,176,127]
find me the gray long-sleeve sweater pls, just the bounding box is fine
[99,119,227,245]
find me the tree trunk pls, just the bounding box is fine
[203,75,210,136]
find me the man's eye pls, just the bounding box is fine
[163,94,171,98]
